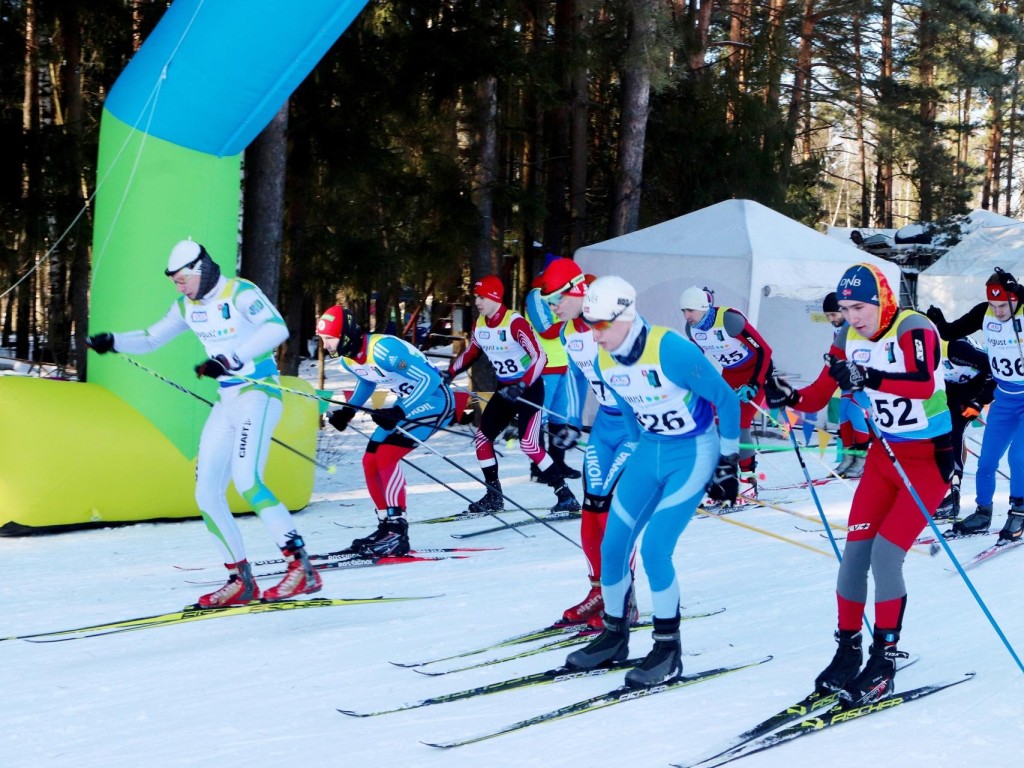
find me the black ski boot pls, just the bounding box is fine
[624,613,682,688]
[814,629,863,694]
[564,613,630,670]
[350,515,389,551]
[840,629,907,707]
[952,504,992,535]
[934,478,961,521]
[468,486,504,515]
[356,510,410,557]
[999,498,1024,542]
[548,441,582,480]
[551,484,581,514]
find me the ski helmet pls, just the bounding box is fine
[581,275,637,325]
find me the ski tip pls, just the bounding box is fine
[336,708,368,717]
[420,741,454,749]
[388,660,422,668]
[411,667,445,677]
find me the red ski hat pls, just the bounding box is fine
[539,258,587,300]
[474,275,504,303]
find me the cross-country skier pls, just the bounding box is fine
[87,239,322,606]
[540,258,637,629]
[764,262,952,706]
[317,304,455,557]
[926,268,1024,541]
[563,276,741,688]
[679,286,774,502]
[446,275,580,515]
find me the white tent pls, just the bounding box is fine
[573,199,902,385]
[917,220,1024,321]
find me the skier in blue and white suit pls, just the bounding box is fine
[565,276,741,689]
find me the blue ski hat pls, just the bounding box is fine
[837,264,881,305]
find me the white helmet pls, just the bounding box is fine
[165,239,206,276]
[679,285,713,312]
[582,275,637,324]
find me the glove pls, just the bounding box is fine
[734,382,759,403]
[439,369,454,386]
[925,305,945,325]
[706,453,740,505]
[552,424,582,450]
[86,333,115,354]
[327,406,356,432]
[498,382,525,402]
[961,400,982,422]
[828,356,880,391]
[764,375,800,409]
[370,405,405,431]
[194,354,242,379]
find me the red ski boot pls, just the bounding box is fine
[196,560,260,608]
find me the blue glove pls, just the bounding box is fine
[498,382,525,402]
[735,383,758,403]
[86,333,115,354]
[371,405,405,431]
[706,454,740,505]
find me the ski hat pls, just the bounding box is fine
[837,262,898,339]
[473,275,504,303]
[317,304,363,357]
[986,268,1019,302]
[165,239,220,296]
[679,285,713,312]
[582,275,637,324]
[822,291,840,313]
[539,258,587,300]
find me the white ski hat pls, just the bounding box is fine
[165,239,206,276]
[582,275,637,324]
[679,285,713,312]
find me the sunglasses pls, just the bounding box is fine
[540,274,586,304]
[581,303,631,331]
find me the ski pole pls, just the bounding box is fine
[749,400,855,490]
[390,423,582,549]
[115,354,332,472]
[851,390,1024,675]
[344,423,530,540]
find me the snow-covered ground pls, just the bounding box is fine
[2,359,1022,767]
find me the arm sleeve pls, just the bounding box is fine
[790,341,845,413]
[509,314,547,385]
[231,285,289,362]
[112,303,190,354]
[932,302,987,340]
[723,309,772,384]
[449,335,481,376]
[342,361,376,409]
[871,316,941,399]
[378,337,443,413]
[661,332,741,455]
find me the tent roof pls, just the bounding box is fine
[920,221,1024,277]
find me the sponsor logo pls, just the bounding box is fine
[479,330,491,340]
[851,349,871,365]
[191,311,208,322]
[498,330,507,342]
[849,522,871,532]
[643,369,662,387]
[247,300,263,317]
[913,338,924,362]
[839,274,862,288]
[609,374,630,386]
[986,321,1002,332]
[221,303,232,320]
[239,419,251,458]
[354,368,368,377]
[567,338,585,352]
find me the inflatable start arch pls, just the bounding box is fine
[0,0,370,533]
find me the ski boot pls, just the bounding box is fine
[558,580,603,627]
[833,453,855,477]
[933,479,961,521]
[624,614,683,688]
[952,505,992,536]
[565,613,630,670]
[196,560,260,608]
[840,454,866,479]
[262,535,323,602]
[468,485,504,515]
[839,629,907,707]
[357,509,410,557]
[814,629,863,694]
[551,484,581,514]
[350,513,390,551]
[999,498,1024,542]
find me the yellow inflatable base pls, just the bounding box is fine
[0,376,318,535]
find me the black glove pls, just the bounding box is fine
[764,375,799,409]
[195,354,242,379]
[961,400,983,422]
[925,305,945,325]
[706,453,740,505]
[370,405,405,431]
[828,356,880,391]
[498,382,525,402]
[439,369,454,386]
[86,333,115,354]
[327,406,356,432]
[995,267,1021,298]
[552,424,582,450]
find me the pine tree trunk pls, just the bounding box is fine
[241,100,288,303]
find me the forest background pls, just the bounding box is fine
[3,0,1024,381]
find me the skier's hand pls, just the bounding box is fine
[827,355,880,392]
[86,333,116,354]
[734,382,759,403]
[498,382,525,402]
[327,406,356,432]
[706,453,740,505]
[552,424,582,450]
[961,400,982,422]
[925,305,945,325]
[764,375,799,409]
[195,354,241,379]
[370,405,405,431]
[439,369,454,386]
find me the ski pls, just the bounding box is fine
[421,656,772,749]
[2,595,440,643]
[450,510,582,539]
[758,476,839,492]
[184,552,470,586]
[957,538,1024,570]
[340,659,645,717]
[681,654,919,766]
[410,608,724,676]
[915,529,991,546]
[675,673,975,768]
[175,546,496,570]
